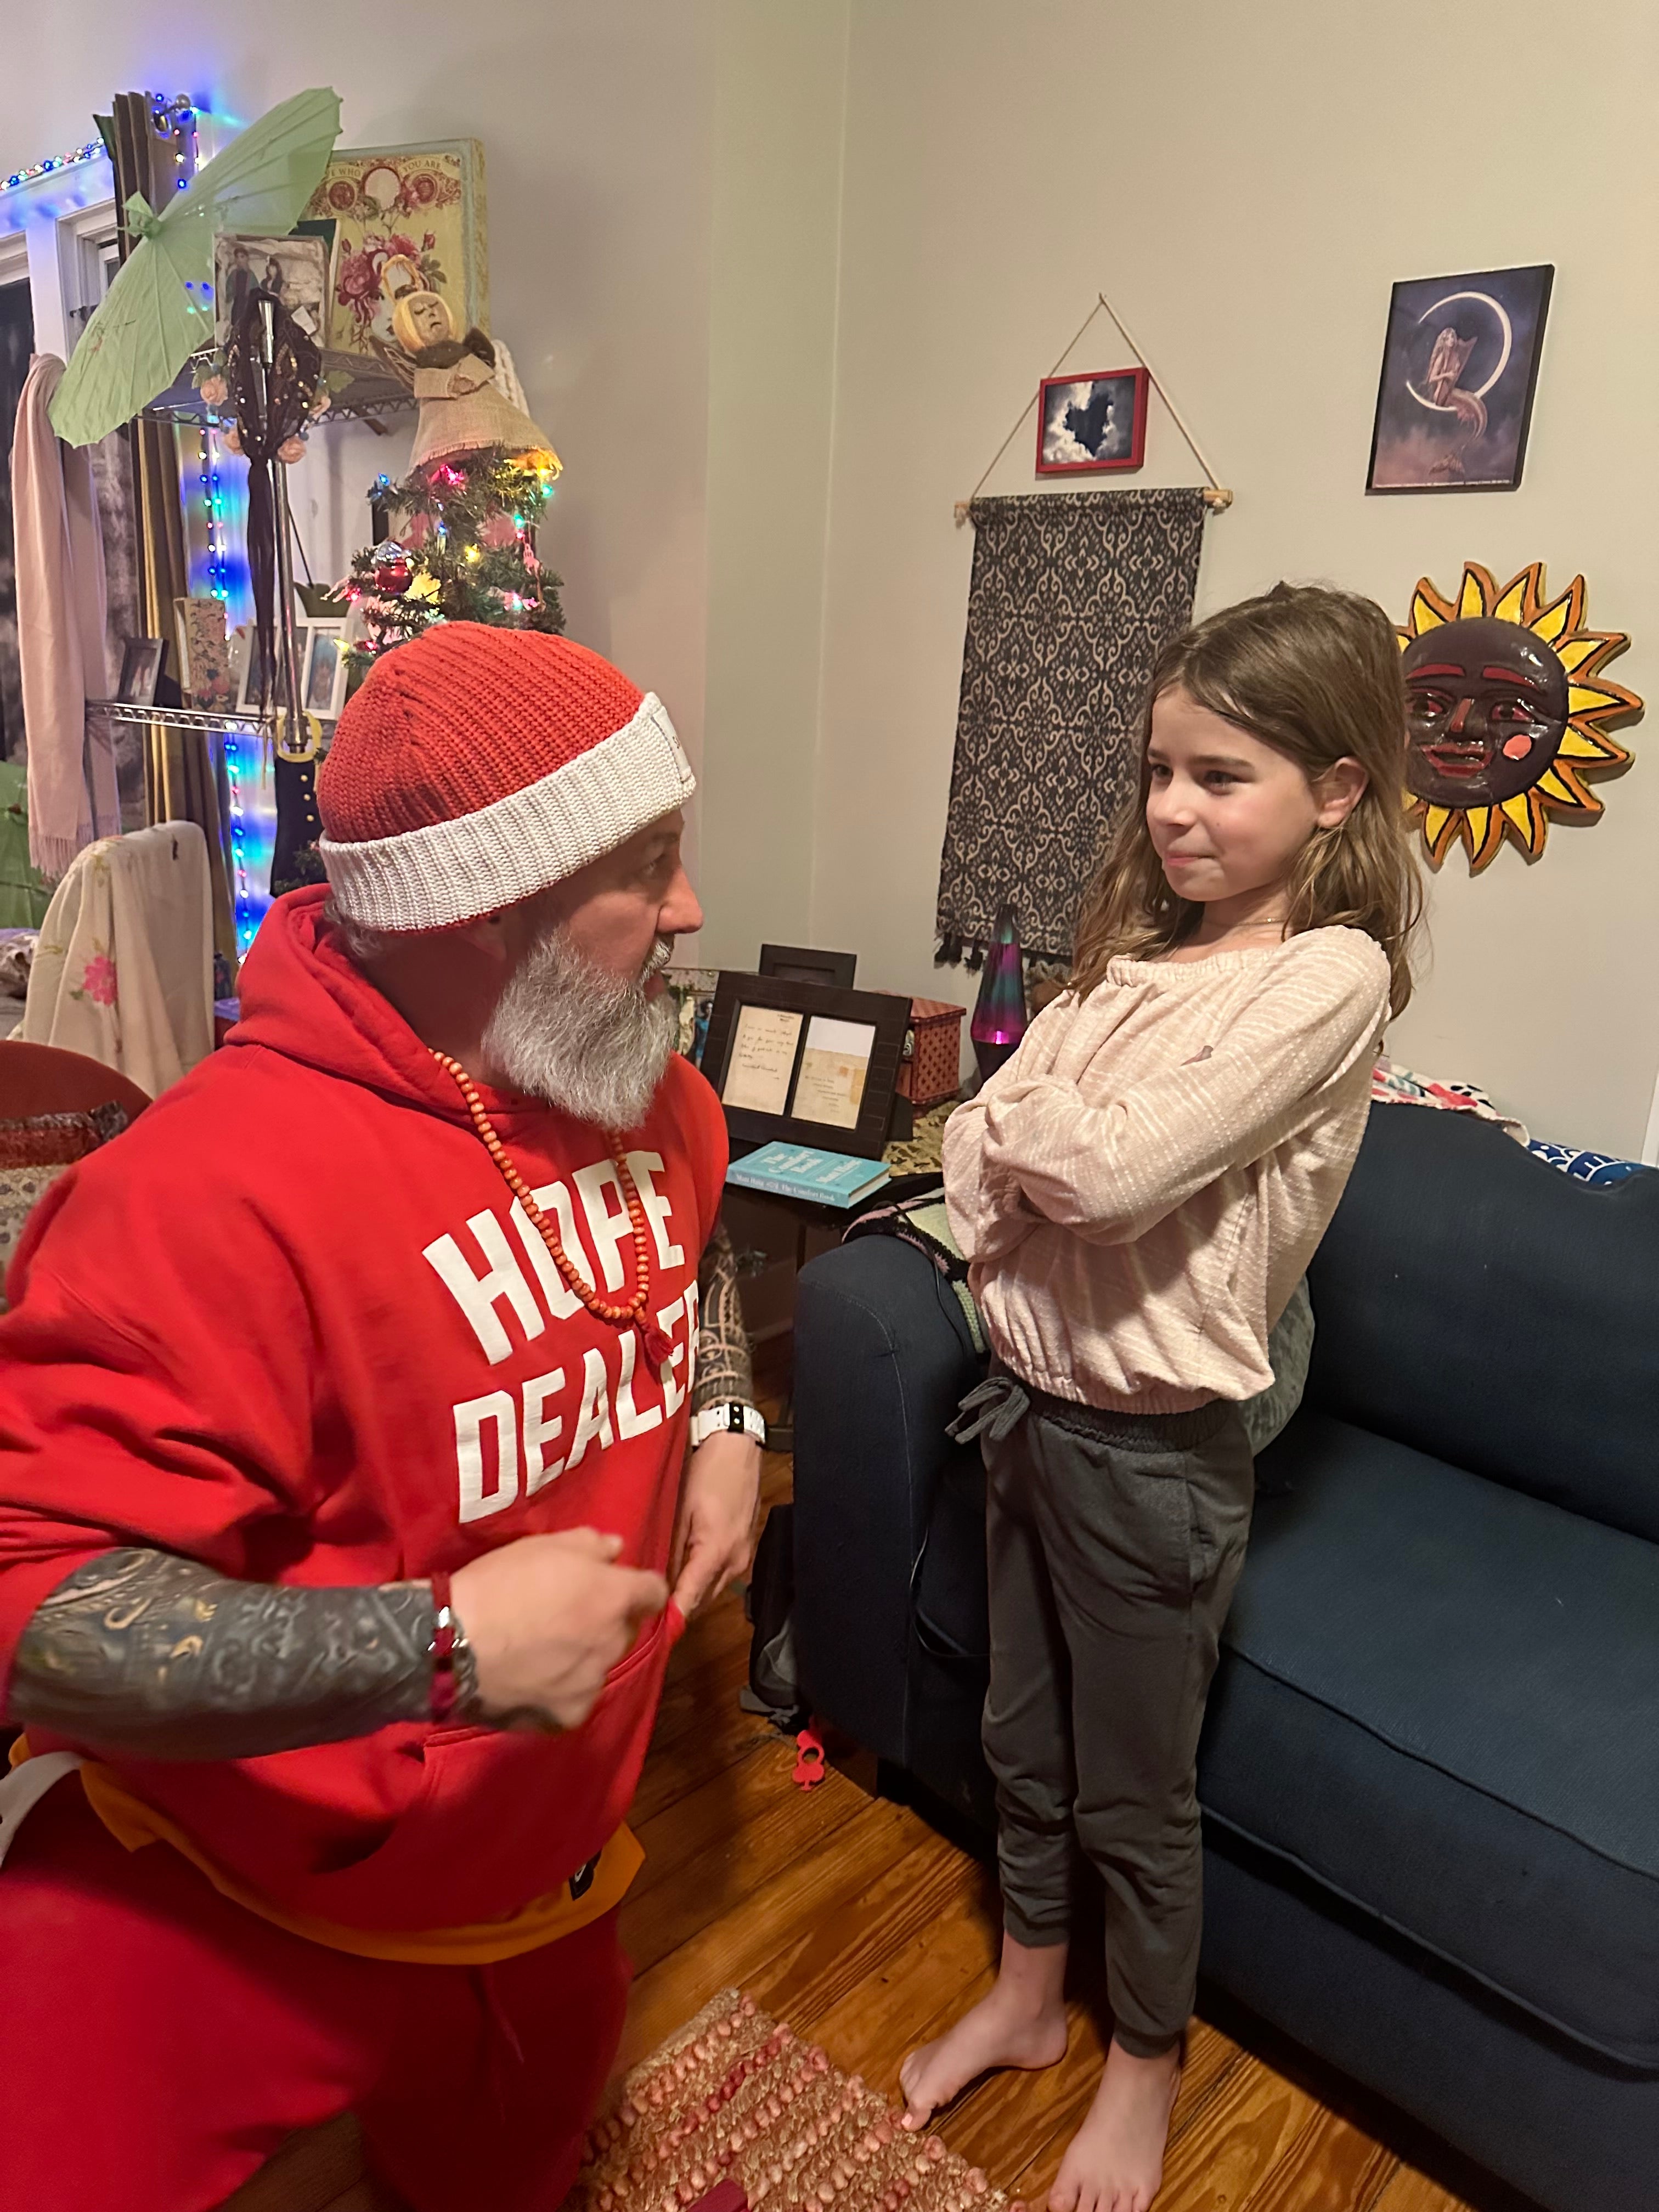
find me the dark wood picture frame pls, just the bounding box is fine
[758,943,858,989]
[1035,365,1149,476]
[702,970,910,1160]
[116,636,166,706]
[1365,263,1554,495]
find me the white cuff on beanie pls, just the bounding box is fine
[319,692,696,933]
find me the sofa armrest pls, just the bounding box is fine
[792,1237,987,1765]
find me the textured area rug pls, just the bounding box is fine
[569,1991,1012,2212]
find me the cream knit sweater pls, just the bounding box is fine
[942,927,1390,1414]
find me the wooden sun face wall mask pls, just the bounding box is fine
[1397,563,1641,872]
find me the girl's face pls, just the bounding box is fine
[1144,686,1365,909]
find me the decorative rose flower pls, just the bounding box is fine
[279,436,307,465]
[80,954,117,1008]
[337,248,382,304]
[199,374,228,408]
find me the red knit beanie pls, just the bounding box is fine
[317,623,695,932]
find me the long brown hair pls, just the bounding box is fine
[1071,583,1422,1016]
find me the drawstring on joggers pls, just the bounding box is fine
[947,1372,1030,1445]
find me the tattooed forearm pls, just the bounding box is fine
[692,1218,755,1414]
[7,1547,478,1760]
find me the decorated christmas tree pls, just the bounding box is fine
[347,444,564,658]
[343,267,564,659]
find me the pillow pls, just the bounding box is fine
[0,1162,74,1290]
[0,1110,110,1170]
[0,1103,131,1306]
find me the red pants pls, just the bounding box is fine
[0,1780,629,2212]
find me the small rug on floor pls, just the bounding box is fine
[569,1990,1013,2212]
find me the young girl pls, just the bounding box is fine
[909,584,1421,2212]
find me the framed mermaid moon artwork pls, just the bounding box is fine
[1397,561,1641,872]
[1367,266,1553,493]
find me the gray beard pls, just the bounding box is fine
[482,928,678,1131]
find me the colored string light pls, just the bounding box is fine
[2,139,106,194]
[221,725,275,957]
[0,99,194,197]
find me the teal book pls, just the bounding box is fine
[725,1141,891,1209]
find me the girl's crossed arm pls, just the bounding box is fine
[980,938,1389,1248]
[941,998,1071,1263]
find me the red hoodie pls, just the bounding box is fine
[0,888,726,1932]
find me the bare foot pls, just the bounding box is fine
[1047,2038,1180,2212]
[899,1980,1068,2129]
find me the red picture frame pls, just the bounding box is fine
[1035,366,1149,477]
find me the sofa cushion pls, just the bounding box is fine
[1201,1411,1659,2069]
[1306,1104,1659,1545]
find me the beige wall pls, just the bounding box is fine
[697,0,851,970]
[796,0,1659,1155]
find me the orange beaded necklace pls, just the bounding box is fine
[432,1051,673,1369]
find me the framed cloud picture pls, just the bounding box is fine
[1036,368,1149,476]
[1367,264,1553,493]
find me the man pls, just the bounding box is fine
[0,624,765,2212]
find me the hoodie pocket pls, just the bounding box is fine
[286,1599,685,1931]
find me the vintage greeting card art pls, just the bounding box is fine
[301,141,488,366]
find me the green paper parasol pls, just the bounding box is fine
[49,85,342,448]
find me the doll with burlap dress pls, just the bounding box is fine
[381,255,560,472]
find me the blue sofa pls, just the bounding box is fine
[791,1103,1659,2212]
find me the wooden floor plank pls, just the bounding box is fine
[751,1823,989,2033]
[617,1789,923,2069]
[1154,2060,1320,2212]
[1240,2108,1396,2212]
[218,2114,375,2212]
[624,1741,870,1972]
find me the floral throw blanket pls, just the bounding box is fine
[1373,1054,1651,1187]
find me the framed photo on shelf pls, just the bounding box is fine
[701,972,911,1161]
[1036,366,1149,476]
[116,637,165,706]
[236,625,309,716]
[758,943,858,989]
[303,623,349,719]
[213,232,329,347]
[1367,264,1554,494]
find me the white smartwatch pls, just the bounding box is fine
[690,1400,768,1449]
